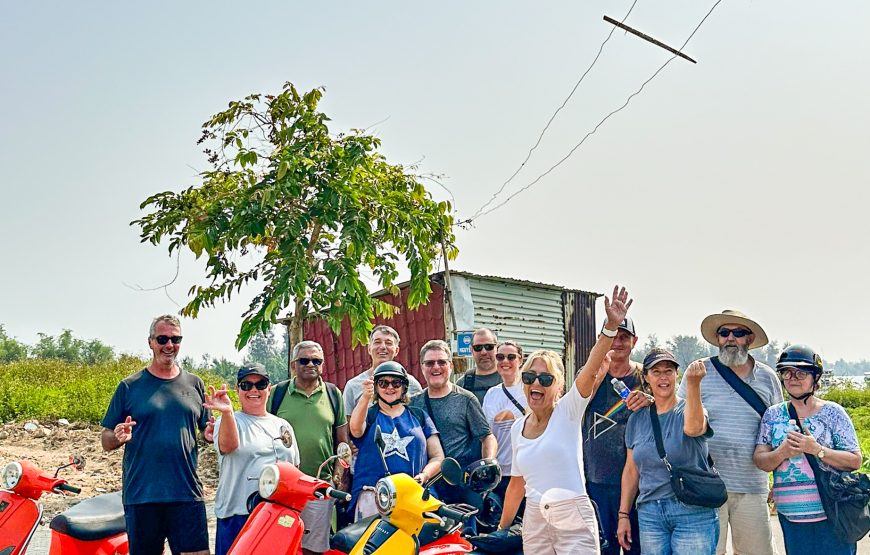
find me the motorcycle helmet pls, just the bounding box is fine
[776,344,823,380]
[476,491,504,532]
[464,458,501,494]
[372,361,409,406]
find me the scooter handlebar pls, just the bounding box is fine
[435,504,469,523]
[56,483,81,495]
[326,487,351,503]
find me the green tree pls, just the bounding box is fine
[631,333,660,363]
[667,334,714,369]
[0,325,28,363]
[134,82,456,349]
[30,329,115,364]
[244,328,289,383]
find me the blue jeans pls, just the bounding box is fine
[587,481,640,555]
[216,514,250,555]
[636,497,719,555]
[778,514,856,555]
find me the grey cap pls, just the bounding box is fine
[602,317,636,337]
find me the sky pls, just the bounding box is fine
[2,1,869,364]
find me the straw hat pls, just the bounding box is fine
[700,309,768,350]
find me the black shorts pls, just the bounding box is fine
[124,501,209,555]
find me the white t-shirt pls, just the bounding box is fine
[482,383,527,475]
[214,411,300,518]
[509,384,591,504]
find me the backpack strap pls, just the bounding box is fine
[709,356,768,417]
[269,379,292,416]
[501,384,526,414]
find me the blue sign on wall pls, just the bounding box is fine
[456,331,474,357]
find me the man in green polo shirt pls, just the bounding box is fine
[270,340,348,555]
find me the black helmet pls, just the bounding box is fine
[373,361,409,383]
[464,458,501,494]
[776,344,823,378]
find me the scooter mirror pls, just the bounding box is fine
[374,426,386,454]
[336,442,352,463]
[70,455,86,471]
[440,458,463,487]
[279,426,294,449]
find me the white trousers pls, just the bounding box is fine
[522,496,601,555]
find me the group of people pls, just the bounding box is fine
[99,285,864,555]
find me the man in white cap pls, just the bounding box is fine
[679,310,783,555]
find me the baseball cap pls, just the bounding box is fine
[237,363,269,382]
[601,317,636,337]
[642,348,679,371]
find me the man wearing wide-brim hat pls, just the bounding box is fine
[678,310,783,555]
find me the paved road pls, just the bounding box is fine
[28,504,870,553]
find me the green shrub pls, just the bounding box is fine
[0,359,231,424]
[820,384,870,409]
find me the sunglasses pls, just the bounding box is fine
[779,368,811,380]
[376,379,405,389]
[153,335,183,345]
[717,328,752,338]
[423,359,449,368]
[521,371,555,387]
[472,344,496,352]
[296,357,323,366]
[495,353,519,362]
[238,380,269,391]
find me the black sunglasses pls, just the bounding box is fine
[238,380,269,391]
[495,353,519,362]
[296,357,324,366]
[472,344,496,352]
[153,335,183,345]
[376,379,405,389]
[521,371,555,387]
[717,328,752,338]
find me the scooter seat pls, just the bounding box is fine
[49,491,126,541]
[331,514,377,552]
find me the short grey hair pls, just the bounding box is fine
[149,314,182,337]
[473,327,497,343]
[369,325,400,345]
[420,339,451,361]
[292,340,323,361]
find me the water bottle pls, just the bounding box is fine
[786,419,802,462]
[611,378,631,400]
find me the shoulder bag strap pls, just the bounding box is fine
[648,404,672,472]
[422,391,446,453]
[501,384,526,414]
[269,379,291,416]
[787,403,832,512]
[465,372,476,392]
[710,356,768,417]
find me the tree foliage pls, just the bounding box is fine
[29,329,115,365]
[133,82,457,349]
[0,325,28,363]
[243,328,289,383]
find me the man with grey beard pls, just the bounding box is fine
[679,310,782,555]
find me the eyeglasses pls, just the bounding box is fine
[779,368,811,380]
[496,353,519,362]
[472,344,496,352]
[521,371,555,387]
[153,335,183,345]
[238,380,269,391]
[376,379,405,389]
[296,358,323,366]
[717,328,752,338]
[423,359,450,368]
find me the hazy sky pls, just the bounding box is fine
[2,1,868,364]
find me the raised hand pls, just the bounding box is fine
[603,285,633,329]
[114,415,136,444]
[684,360,707,384]
[204,384,233,414]
[362,378,375,401]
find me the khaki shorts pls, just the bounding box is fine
[717,492,776,555]
[300,498,334,552]
[522,496,600,555]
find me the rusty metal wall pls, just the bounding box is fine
[563,290,598,383]
[301,282,446,389]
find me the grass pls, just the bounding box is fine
[821,385,870,472]
[0,358,230,424]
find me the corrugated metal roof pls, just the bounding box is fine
[370,270,602,299]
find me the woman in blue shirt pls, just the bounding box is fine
[348,360,444,521]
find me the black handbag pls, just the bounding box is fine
[787,403,870,543]
[649,404,727,508]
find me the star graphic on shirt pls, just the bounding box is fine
[382,427,414,462]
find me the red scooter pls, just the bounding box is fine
[0,456,128,554]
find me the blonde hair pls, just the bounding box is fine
[520,350,566,398]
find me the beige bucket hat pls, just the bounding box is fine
[700,309,769,350]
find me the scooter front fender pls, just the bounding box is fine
[0,490,41,555]
[47,531,128,555]
[418,530,475,554]
[228,502,305,555]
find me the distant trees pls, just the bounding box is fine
[0,325,114,365]
[0,325,28,363]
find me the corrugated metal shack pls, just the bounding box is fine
[296,271,601,390]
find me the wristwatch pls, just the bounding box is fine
[817,448,826,460]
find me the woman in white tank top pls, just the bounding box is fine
[497,285,632,555]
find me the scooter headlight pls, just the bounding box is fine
[258,464,280,499]
[374,477,397,516]
[2,462,22,490]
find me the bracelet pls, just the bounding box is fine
[601,327,618,338]
[618,515,630,520]
[618,511,630,517]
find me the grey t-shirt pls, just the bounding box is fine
[343,369,423,416]
[456,371,503,405]
[214,412,299,518]
[409,385,492,467]
[625,400,714,504]
[676,357,783,493]
[101,367,209,505]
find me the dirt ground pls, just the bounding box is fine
[0,419,218,518]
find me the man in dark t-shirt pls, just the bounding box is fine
[101,315,210,555]
[456,327,502,404]
[583,318,649,555]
